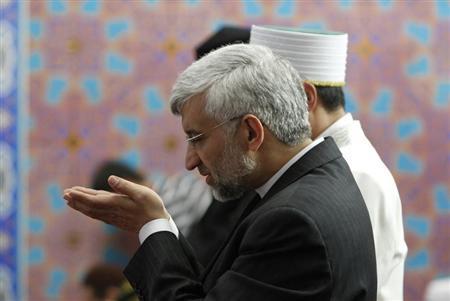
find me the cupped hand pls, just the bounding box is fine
[64,176,170,233]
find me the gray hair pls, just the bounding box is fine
[169,44,311,145]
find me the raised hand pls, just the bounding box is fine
[64,176,170,233]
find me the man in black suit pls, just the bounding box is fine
[64,44,376,300]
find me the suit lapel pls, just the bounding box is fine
[263,137,341,201]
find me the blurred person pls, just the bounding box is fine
[91,160,146,192]
[250,25,407,300]
[81,263,126,301]
[65,44,377,300]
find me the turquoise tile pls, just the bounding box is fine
[81,77,102,104]
[339,0,353,10]
[406,56,430,76]
[184,0,200,6]
[144,0,159,6]
[81,0,101,15]
[105,52,133,74]
[396,118,422,140]
[406,249,429,270]
[103,246,128,266]
[242,0,263,17]
[30,52,43,72]
[47,0,67,14]
[29,217,45,235]
[396,152,423,174]
[46,77,68,104]
[436,0,450,19]
[372,89,393,116]
[120,150,141,169]
[434,185,450,213]
[377,0,393,10]
[113,114,140,137]
[405,215,430,238]
[144,87,164,112]
[405,22,431,44]
[47,183,66,214]
[106,19,131,40]
[276,0,295,17]
[435,82,450,107]
[46,268,67,299]
[30,19,42,39]
[344,89,358,113]
[29,246,45,265]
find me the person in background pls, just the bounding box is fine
[65,43,377,300]
[250,25,407,300]
[81,263,129,301]
[91,161,146,192]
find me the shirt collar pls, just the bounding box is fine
[316,113,353,140]
[255,137,324,198]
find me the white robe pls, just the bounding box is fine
[318,113,408,301]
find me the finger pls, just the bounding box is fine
[69,189,115,209]
[66,190,119,217]
[108,176,151,201]
[70,186,104,195]
[66,191,138,231]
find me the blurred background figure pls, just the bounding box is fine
[194,25,251,59]
[81,263,128,301]
[91,161,146,192]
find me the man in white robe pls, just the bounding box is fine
[250,25,408,300]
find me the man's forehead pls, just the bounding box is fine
[181,95,208,129]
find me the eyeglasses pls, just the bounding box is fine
[186,117,241,145]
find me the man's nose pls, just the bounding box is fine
[185,144,200,171]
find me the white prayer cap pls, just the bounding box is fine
[250,25,348,86]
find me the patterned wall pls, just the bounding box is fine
[3,0,449,300]
[0,0,26,300]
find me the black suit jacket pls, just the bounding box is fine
[187,195,249,267]
[124,138,377,300]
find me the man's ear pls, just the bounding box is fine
[241,114,264,152]
[303,81,318,112]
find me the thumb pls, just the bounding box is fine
[108,175,147,200]
[108,175,169,219]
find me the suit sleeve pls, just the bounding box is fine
[124,232,204,301]
[125,207,333,301]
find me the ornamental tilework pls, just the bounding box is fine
[2,0,448,300]
[0,0,25,300]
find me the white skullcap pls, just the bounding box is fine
[250,25,348,86]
